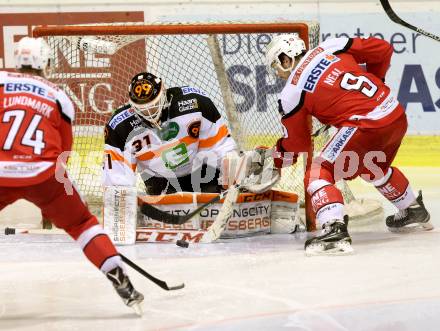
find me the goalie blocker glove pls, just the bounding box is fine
[220,147,280,194]
[244,146,281,193]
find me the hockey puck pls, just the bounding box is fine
[4,227,16,235]
[176,239,189,248]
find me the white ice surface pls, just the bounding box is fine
[0,167,439,331]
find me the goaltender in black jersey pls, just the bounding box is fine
[103,72,237,195]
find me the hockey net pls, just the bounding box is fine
[33,21,383,231]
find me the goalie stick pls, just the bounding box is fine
[4,227,64,235]
[380,0,440,42]
[199,182,240,243]
[139,189,228,225]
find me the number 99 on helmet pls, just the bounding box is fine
[128,72,170,127]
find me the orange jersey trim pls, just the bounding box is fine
[105,150,136,171]
[136,135,197,161]
[199,124,229,149]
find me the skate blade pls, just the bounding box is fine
[130,302,143,316]
[388,221,434,233]
[305,241,354,257]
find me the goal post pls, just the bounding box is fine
[33,21,381,231]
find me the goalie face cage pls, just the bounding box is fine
[33,21,354,229]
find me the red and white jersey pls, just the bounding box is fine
[0,71,75,186]
[276,37,404,157]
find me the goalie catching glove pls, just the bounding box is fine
[220,146,280,194]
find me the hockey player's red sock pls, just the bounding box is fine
[310,183,344,228]
[374,167,416,210]
[71,222,123,273]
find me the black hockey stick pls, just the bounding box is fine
[380,0,440,42]
[140,188,230,225]
[120,253,184,291]
[4,228,184,290]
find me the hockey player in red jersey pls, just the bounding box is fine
[0,37,143,312]
[264,34,432,255]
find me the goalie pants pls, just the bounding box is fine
[144,163,222,195]
[304,113,413,226]
[0,174,122,273]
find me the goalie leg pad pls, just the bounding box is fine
[103,186,137,245]
[270,200,304,234]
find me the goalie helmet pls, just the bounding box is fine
[128,72,170,127]
[265,34,306,76]
[14,37,52,76]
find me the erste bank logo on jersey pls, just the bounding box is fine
[109,109,135,129]
[181,86,207,96]
[303,54,340,93]
[4,82,56,101]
